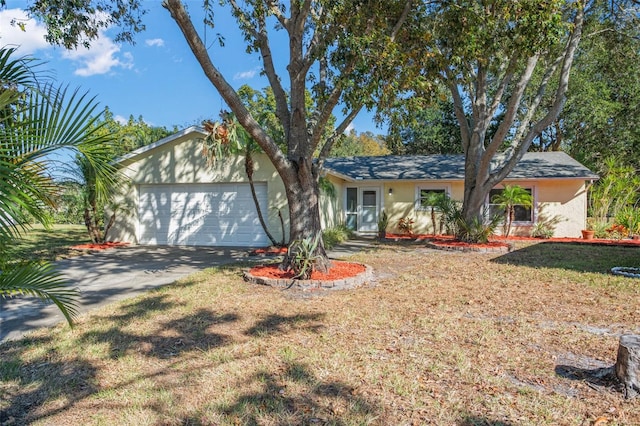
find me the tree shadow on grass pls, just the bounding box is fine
[490,242,639,274]
[244,313,326,337]
[0,293,339,424]
[457,416,515,426]
[81,308,238,359]
[555,364,620,394]
[219,361,378,425]
[97,293,176,325]
[0,355,98,425]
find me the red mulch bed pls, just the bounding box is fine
[249,260,365,281]
[70,242,130,250]
[385,233,640,248]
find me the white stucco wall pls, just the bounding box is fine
[351,178,588,238]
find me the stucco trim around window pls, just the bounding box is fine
[414,184,452,212]
[487,184,537,224]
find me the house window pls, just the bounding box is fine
[488,187,533,222]
[417,188,447,211]
[345,187,358,230]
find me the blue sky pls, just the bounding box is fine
[0,1,382,134]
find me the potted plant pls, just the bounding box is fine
[377,210,389,240]
[581,218,595,240]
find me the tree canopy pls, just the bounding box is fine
[330,130,390,157]
[386,95,462,155]
[558,2,640,171]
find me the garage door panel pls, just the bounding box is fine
[138,183,269,247]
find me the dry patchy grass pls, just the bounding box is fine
[1,242,640,425]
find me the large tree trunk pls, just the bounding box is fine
[448,6,584,243]
[280,158,330,273]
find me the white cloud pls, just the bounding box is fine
[0,8,134,77]
[62,31,134,77]
[145,38,165,47]
[114,115,128,125]
[233,68,259,80]
[0,8,50,54]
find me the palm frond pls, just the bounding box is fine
[0,262,80,326]
[0,46,43,90]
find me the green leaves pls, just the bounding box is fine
[0,46,119,326]
[0,262,80,326]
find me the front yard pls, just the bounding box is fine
[1,241,639,425]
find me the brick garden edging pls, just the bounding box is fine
[243,263,374,291]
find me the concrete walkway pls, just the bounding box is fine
[0,246,251,343]
[0,238,377,344]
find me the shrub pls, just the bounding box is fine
[614,207,640,235]
[589,220,610,238]
[606,223,628,240]
[531,222,554,239]
[289,235,322,279]
[377,211,389,239]
[322,225,353,250]
[454,208,502,243]
[398,217,415,235]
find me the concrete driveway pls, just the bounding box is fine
[0,246,252,344]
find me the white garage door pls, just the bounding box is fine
[138,183,269,247]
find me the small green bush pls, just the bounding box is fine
[322,225,353,250]
[454,208,501,243]
[531,222,554,239]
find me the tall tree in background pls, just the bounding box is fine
[386,95,462,155]
[330,130,390,157]
[557,2,640,171]
[420,0,586,234]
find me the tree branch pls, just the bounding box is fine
[391,0,413,42]
[265,0,289,29]
[493,4,585,184]
[317,106,363,166]
[484,53,539,159]
[446,69,471,153]
[163,0,289,172]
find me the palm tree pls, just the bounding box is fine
[490,185,533,237]
[433,193,458,235]
[0,47,116,326]
[61,153,123,244]
[422,191,451,235]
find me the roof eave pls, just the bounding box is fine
[114,125,206,165]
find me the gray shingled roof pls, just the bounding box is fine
[322,152,599,181]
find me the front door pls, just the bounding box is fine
[360,188,379,232]
[345,187,380,233]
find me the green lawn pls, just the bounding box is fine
[9,224,91,262]
[1,241,639,425]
